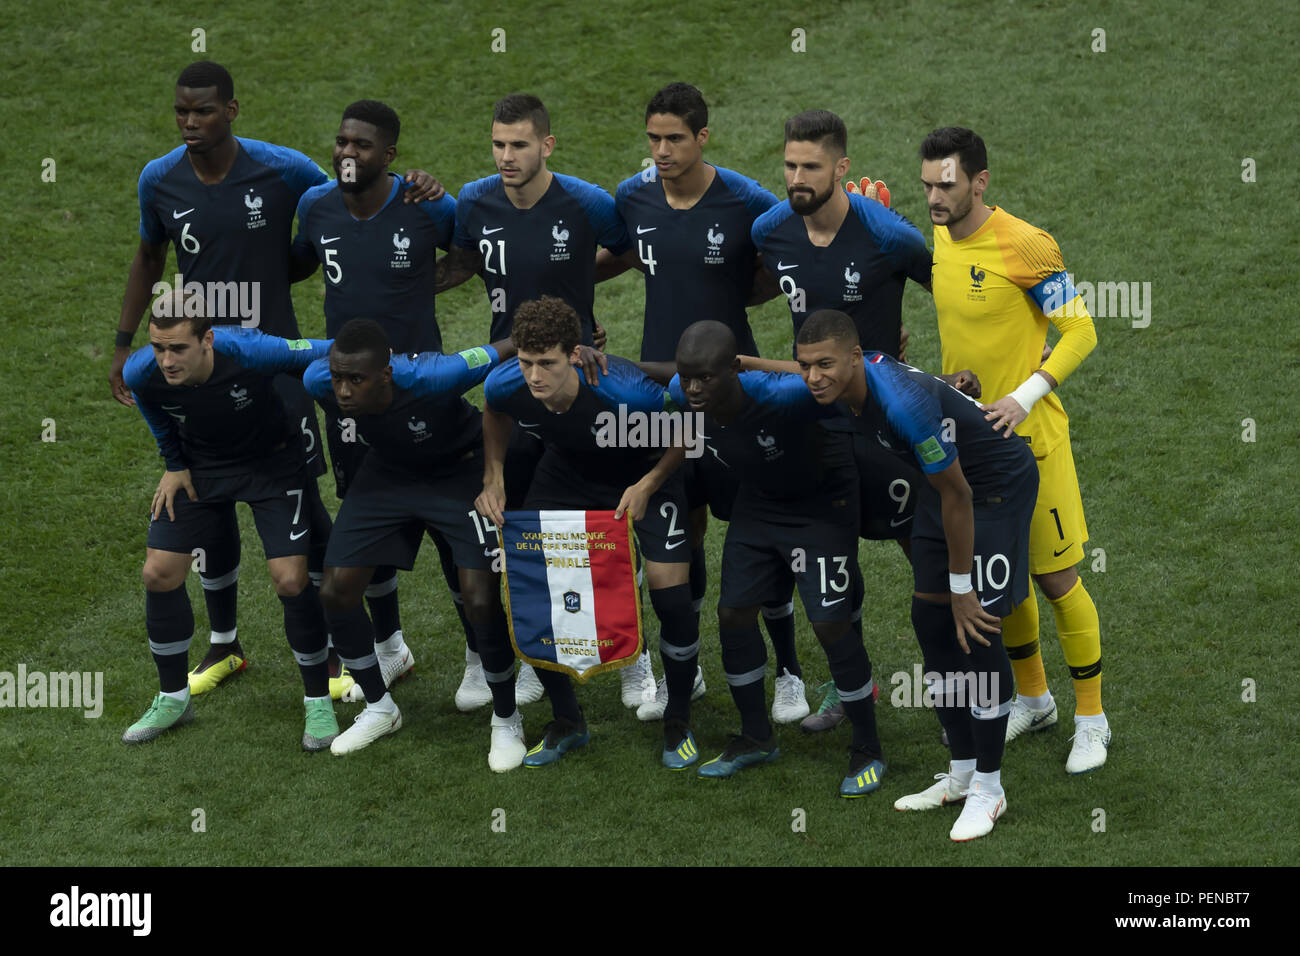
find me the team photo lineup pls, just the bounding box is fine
[111,58,1110,846]
[10,2,1293,887]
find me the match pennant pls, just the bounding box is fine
[499,510,643,682]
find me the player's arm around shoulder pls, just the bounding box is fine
[217,327,331,375]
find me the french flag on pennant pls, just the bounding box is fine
[499,510,643,682]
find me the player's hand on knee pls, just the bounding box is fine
[950,591,999,654]
[153,469,197,522]
[574,345,608,386]
[981,396,1029,438]
[614,483,649,522]
[110,351,135,407]
[475,483,506,528]
[402,169,444,203]
[591,321,608,352]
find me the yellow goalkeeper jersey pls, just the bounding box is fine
[932,206,1096,457]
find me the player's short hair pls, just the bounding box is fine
[176,61,234,102]
[342,100,400,146]
[645,82,708,135]
[332,318,391,371]
[493,93,550,137]
[785,109,847,157]
[513,296,580,356]
[149,299,212,340]
[919,127,988,179]
[797,309,860,350]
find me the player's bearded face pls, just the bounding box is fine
[334,120,390,194]
[921,157,975,227]
[492,121,549,189]
[796,341,855,404]
[784,141,841,216]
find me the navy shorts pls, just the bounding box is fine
[146,465,316,560]
[719,484,860,622]
[910,469,1038,617]
[324,450,494,571]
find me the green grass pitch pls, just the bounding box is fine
[1,0,1297,867]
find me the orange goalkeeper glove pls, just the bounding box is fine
[845,177,891,208]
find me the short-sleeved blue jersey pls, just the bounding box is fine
[452,173,631,344]
[125,328,330,477]
[137,138,329,338]
[484,355,669,489]
[853,353,1036,501]
[615,165,779,361]
[292,174,457,352]
[304,345,499,478]
[669,371,851,501]
[752,193,931,357]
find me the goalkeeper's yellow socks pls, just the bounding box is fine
[1002,592,1050,699]
[1049,578,1103,716]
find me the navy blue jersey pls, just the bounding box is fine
[615,165,779,361]
[291,174,457,352]
[852,353,1036,503]
[125,328,331,477]
[752,193,931,356]
[138,138,329,338]
[452,173,632,344]
[304,345,499,478]
[668,371,852,501]
[484,355,670,489]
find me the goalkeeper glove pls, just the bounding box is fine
[844,177,891,208]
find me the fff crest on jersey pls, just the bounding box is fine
[563,589,581,613]
[244,188,266,230]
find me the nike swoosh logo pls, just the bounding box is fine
[289,529,309,541]
[889,516,911,527]
[162,404,183,410]
[517,422,540,429]
[776,261,798,271]
[821,597,846,607]
[1053,544,1073,556]
[980,597,1000,607]
[482,226,505,235]
[320,236,339,244]
[172,208,194,219]
[664,540,684,550]
[636,226,657,235]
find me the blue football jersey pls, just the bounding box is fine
[293,174,457,352]
[854,352,1036,499]
[615,165,779,361]
[125,328,330,476]
[304,345,499,477]
[137,138,329,338]
[484,355,669,488]
[668,371,850,500]
[452,172,632,344]
[752,193,931,357]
